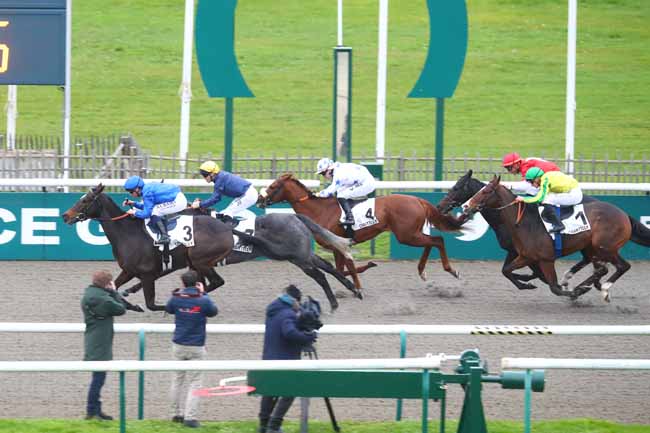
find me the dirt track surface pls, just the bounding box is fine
[0,259,649,424]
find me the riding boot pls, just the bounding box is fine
[337,198,354,225]
[542,204,565,233]
[153,217,170,244]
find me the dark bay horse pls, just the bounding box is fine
[257,173,466,286]
[122,212,362,312]
[62,184,234,311]
[462,175,650,301]
[438,170,551,290]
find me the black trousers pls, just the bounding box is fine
[259,396,295,430]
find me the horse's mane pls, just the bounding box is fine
[280,173,318,199]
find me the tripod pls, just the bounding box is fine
[301,345,341,433]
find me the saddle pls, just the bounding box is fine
[540,205,576,223]
[146,214,180,235]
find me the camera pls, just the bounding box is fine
[296,296,323,332]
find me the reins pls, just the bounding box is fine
[494,199,524,224]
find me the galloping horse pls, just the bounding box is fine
[258,173,466,286]
[462,175,650,301]
[121,211,362,312]
[62,184,233,311]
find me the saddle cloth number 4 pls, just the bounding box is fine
[340,198,379,230]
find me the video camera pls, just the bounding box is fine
[296,296,323,332]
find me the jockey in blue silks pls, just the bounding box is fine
[123,176,188,244]
[191,161,258,225]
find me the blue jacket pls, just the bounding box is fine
[165,287,218,346]
[262,296,315,360]
[133,182,182,219]
[200,171,252,208]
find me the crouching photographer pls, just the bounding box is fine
[258,285,318,433]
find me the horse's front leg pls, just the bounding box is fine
[200,267,225,293]
[141,276,166,311]
[114,270,134,290]
[334,251,363,290]
[501,250,537,290]
[535,260,574,297]
[560,254,591,289]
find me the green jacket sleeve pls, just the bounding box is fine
[93,290,127,317]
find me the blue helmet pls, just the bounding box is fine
[124,176,144,191]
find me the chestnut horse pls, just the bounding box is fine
[258,173,465,287]
[462,175,650,301]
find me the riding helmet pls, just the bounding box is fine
[525,167,545,181]
[502,152,521,167]
[199,160,220,177]
[315,158,334,174]
[124,176,144,191]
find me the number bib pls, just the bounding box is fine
[144,215,196,251]
[538,204,591,235]
[342,198,380,230]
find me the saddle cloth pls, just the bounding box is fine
[340,198,379,230]
[538,204,591,236]
[209,209,257,254]
[144,214,195,251]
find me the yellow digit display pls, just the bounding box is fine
[0,20,10,73]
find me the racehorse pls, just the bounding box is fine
[461,175,650,301]
[63,184,359,312]
[257,173,466,286]
[438,170,551,290]
[63,184,233,311]
[122,212,362,312]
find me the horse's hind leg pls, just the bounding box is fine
[570,261,608,299]
[599,254,631,303]
[298,265,339,312]
[334,252,363,290]
[312,254,362,299]
[200,267,225,293]
[408,234,457,280]
[560,253,591,289]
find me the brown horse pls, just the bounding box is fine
[257,173,465,287]
[462,175,650,301]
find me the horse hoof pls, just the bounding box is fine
[367,262,378,269]
[120,290,130,297]
[451,270,460,279]
[519,284,536,290]
[419,272,427,281]
[355,291,364,300]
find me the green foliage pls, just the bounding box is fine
[1,419,648,433]
[1,0,648,160]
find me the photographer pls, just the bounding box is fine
[258,285,318,433]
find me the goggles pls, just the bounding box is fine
[199,170,212,177]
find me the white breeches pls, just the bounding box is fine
[152,192,188,217]
[221,185,258,217]
[542,188,583,206]
[337,178,376,199]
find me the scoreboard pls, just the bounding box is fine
[0,0,66,85]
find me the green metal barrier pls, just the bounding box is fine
[248,349,545,433]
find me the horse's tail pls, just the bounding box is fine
[421,198,464,232]
[629,216,650,247]
[294,214,354,260]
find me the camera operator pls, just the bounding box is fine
[258,285,317,433]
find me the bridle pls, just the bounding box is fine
[72,192,129,222]
[465,185,525,225]
[263,179,310,206]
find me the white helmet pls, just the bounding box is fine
[316,158,334,174]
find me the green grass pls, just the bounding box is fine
[1,0,648,160]
[0,419,648,433]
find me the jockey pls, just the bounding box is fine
[191,161,258,225]
[315,158,376,225]
[123,176,188,244]
[515,167,583,233]
[502,152,560,196]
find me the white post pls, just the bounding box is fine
[565,0,577,175]
[337,0,343,46]
[62,0,72,192]
[178,0,195,175]
[375,0,388,161]
[6,85,16,150]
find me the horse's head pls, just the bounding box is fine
[257,173,311,208]
[437,169,478,214]
[462,175,502,216]
[62,184,105,224]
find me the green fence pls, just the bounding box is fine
[1,192,649,260]
[390,192,650,260]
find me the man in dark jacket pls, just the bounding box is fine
[259,285,317,433]
[81,270,127,421]
[165,270,218,429]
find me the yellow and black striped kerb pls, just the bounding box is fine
[470,326,553,335]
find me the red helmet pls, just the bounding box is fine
[502,152,521,167]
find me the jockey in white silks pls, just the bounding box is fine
[315,158,376,225]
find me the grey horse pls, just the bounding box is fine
[122,213,361,311]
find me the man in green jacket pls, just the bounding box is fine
[81,270,127,421]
